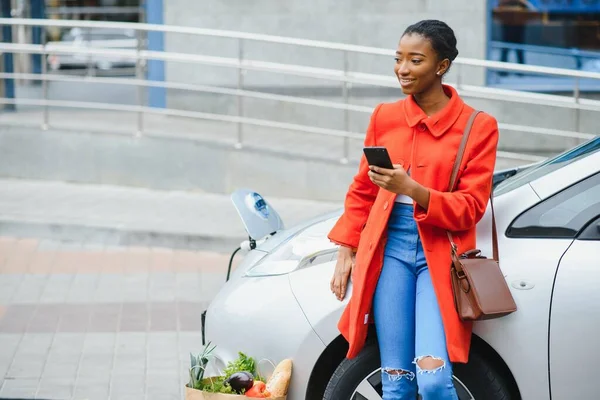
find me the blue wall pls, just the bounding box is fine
[146,0,165,108]
[31,0,45,77]
[1,0,15,109]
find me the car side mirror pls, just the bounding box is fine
[230,189,284,241]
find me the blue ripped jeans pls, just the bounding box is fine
[373,203,458,400]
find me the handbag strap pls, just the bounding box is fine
[445,110,499,262]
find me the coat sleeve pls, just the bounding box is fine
[414,113,499,231]
[327,104,383,249]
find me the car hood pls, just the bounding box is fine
[254,209,342,253]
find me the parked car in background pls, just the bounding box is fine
[46,27,138,71]
[204,136,600,400]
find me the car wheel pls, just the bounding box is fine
[323,342,514,400]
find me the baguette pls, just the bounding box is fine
[265,359,292,397]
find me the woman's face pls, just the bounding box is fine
[394,33,446,95]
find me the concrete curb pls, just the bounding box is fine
[0,219,246,254]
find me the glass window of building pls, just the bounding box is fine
[488,0,600,94]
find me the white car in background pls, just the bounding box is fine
[204,136,600,400]
[46,27,137,72]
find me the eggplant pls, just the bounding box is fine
[225,371,254,393]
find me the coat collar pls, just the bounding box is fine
[403,85,465,137]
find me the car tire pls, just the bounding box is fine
[323,342,515,400]
[453,350,515,400]
[323,341,382,400]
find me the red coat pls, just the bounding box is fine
[328,85,499,363]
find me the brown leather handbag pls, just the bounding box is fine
[447,110,517,321]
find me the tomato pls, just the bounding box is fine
[245,381,271,398]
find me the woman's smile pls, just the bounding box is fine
[399,77,416,87]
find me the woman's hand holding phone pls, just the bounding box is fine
[368,164,415,196]
[363,146,430,209]
[362,146,414,195]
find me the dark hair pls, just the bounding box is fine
[402,20,459,65]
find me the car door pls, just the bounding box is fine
[544,173,600,399]
[507,170,600,399]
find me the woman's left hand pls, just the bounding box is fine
[368,164,415,195]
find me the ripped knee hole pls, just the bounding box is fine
[382,368,416,381]
[414,356,446,374]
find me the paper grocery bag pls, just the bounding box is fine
[185,385,286,400]
[184,386,241,400]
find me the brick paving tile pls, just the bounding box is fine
[0,237,18,269]
[0,236,238,400]
[2,238,39,274]
[0,377,39,398]
[28,249,58,274]
[0,238,237,276]
[0,302,210,334]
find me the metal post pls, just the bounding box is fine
[86,26,94,76]
[456,63,462,90]
[135,29,145,137]
[42,45,49,130]
[235,38,244,149]
[340,50,350,164]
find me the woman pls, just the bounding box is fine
[328,20,499,399]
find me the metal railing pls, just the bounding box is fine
[489,40,600,70]
[0,18,598,164]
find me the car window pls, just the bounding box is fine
[495,137,600,196]
[507,172,600,238]
[63,29,135,42]
[578,215,600,241]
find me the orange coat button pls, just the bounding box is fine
[418,123,426,132]
[384,201,389,210]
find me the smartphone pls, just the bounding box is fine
[363,146,394,170]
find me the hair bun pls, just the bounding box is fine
[402,20,459,64]
[450,48,459,61]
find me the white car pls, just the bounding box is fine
[46,27,137,71]
[204,136,600,400]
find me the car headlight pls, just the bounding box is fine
[243,217,339,277]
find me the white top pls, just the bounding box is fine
[394,168,413,204]
[395,194,413,204]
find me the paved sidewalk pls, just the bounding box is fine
[0,178,342,400]
[0,235,235,400]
